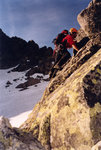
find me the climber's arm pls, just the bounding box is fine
[72,44,79,52]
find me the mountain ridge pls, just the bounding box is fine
[0,28,53,72]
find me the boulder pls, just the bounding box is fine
[77,0,101,38]
[0,116,45,150]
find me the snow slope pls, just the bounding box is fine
[0,68,49,127]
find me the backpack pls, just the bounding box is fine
[52,30,69,45]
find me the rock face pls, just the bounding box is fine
[21,49,101,150]
[77,0,101,38]
[0,116,45,150]
[0,29,53,72]
[20,0,101,150]
[91,141,101,150]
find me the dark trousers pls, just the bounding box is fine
[54,50,71,67]
[49,50,71,78]
[73,49,78,56]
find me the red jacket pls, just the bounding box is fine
[62,34,75,48]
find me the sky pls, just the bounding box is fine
[0,0,91,48]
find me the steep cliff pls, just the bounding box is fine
[20,0,101,150]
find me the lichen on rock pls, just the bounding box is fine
[0,116,45,150]
[21,48,101,150]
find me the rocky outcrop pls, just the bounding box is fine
[11,46,53,74]
[77,0,101,38]
[16,77,41,90]
[0,29,27,68]
[0,116,45,150]
[21,48,101,150]
[20,0,101,150]
[0,29,53,71]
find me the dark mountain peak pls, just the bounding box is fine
[0,29,53,72]
[27,40,39,51]
[0,28,4,34]
[0,28,10,40]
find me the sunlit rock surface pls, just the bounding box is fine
[21,48,101,150]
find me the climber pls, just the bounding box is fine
[49,30,69,79]
[54,28,79,68]
[49,28,79,78]
[62,28,79,56]
[52,29,68,60]
[52,30,69,66]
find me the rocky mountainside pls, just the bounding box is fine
[0,29,53,74]
[0,0,101,150]
[0,29,53,89]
